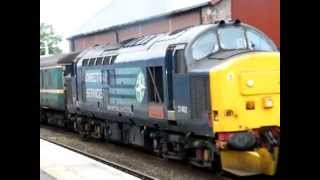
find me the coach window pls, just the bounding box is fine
[246,29,274,51]
[192,32,218,60]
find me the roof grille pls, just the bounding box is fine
[81,55,118,67]
[121,35,157,48]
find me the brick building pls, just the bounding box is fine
[68,0,279,52]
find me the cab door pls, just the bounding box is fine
[164,44,189,121]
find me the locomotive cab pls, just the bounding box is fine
[160,21,280,176]
[180,21,280,176]
[183,20,278,71]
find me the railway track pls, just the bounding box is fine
[40,136,158,180]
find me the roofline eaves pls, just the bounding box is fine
[67,2,212,40]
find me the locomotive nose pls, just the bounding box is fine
[208,52,280,176]
[209,52,280,132]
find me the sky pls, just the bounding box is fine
[40,0,112,52]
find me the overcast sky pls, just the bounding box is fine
[40,0,112,52]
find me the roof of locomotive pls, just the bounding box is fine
[40,52,81,67]
[75,20,277,69]
[76,23,214,62]
[77,22,253,61]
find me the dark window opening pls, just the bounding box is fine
[174,49,187,74]
[82,59,89,66]
[95,57,103,65]
[64,65,73,76]
[168,120,177,126]
[89,58,96,66]
[147,66,164,103]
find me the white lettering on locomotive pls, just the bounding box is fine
[85,70,102,83]
[177,105,188,113]
[86,88,103,99]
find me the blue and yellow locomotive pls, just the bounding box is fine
[40,20,280,176]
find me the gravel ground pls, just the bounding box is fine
[40,125,233,180]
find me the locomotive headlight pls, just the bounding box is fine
[247,80,254,87]
[263,97,273,108]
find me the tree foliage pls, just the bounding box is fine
[40,23,62,55]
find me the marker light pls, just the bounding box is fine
[213,110,219,121]
[246,101,255,110]
[225,109,234,117]
[263,97,273,108]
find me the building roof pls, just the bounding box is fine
[68,0,211,39]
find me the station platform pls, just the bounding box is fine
[40,139,141,180]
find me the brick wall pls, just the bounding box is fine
[170,11,201,31]
[231,0,280,47]
[70,0,279,51]
[118,25,141,42]
[202,0,231,24]
[71,9,204,52]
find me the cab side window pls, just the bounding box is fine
[175,49,187,74]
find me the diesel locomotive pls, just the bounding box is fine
[40,20,280,176]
